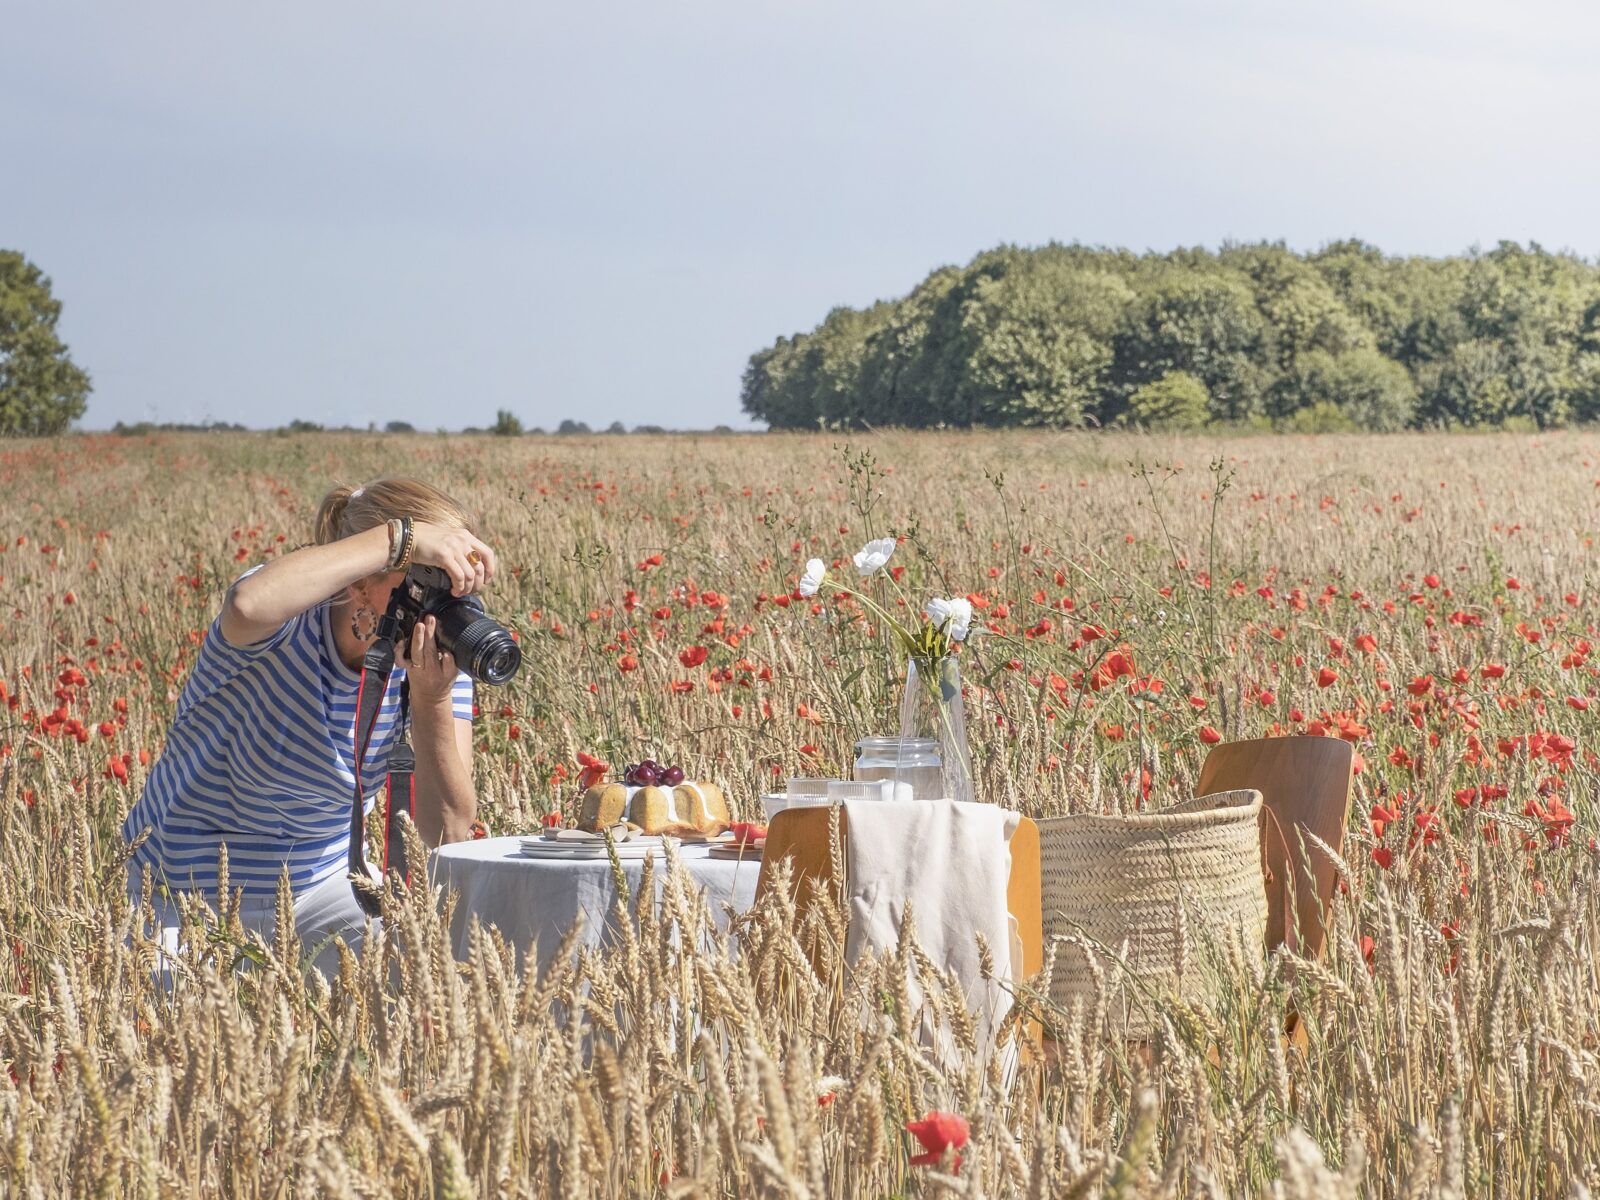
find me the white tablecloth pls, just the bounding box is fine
[429,836,763,972]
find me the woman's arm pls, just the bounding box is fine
[222,522,497,648]
[402,616,478,845]
[222,526,393,647]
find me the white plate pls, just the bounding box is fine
[516,836,664,859]
[707,841,765,859]
[534,825,636,842]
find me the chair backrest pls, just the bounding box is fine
[1196,735,1353,960]
[755,806,1043,981]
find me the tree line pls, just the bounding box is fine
[741,240,1600,431]
[107,416,739,436]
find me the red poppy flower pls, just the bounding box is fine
[1088,646,1136,691]
[1198,725,1222,745]
[1317,667,1338,688]
[679,645,709,669]
[906,1110,969,1168]
[576,752,609,790]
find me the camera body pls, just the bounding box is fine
[378,564,522,685]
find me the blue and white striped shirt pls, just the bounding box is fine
[124,584,473,897]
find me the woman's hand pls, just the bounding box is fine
[411,522,497,596]
[397,615,459,705]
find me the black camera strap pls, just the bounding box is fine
[347,636,397,918]
[381,678,414,883]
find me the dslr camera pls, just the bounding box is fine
[378,564,522,685]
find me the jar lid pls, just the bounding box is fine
[854,736,938,752]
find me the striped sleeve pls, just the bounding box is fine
[451,672,474,721]
[189,611,303,710]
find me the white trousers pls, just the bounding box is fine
[129,864,378,981]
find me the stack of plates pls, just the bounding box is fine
[516,833,664,860]
[706,833,766,860]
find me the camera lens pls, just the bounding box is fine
[434,597,522,686]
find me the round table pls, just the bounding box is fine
[429,836,764,972]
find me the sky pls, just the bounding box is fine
[7,0,1600,432]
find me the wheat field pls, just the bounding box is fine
[1,429,1598,1197]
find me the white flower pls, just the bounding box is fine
[853,537,897,577]
[924,596,973,642]
[798,558,827,597]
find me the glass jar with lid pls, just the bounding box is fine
[853,736,942,800]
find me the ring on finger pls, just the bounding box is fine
[467,549,482,566]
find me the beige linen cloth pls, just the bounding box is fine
[843,799,1022,1062]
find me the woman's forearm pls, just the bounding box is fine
[223,525,393,645]
[410,699,477,846]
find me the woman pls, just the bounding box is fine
[123,478,498,974]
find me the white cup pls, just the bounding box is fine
[762,791,834,823]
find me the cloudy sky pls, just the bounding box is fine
[8,1,1600,431]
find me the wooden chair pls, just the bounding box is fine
[1197,735,1354,961]
[755,807,1043,984]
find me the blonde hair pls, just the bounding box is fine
[313,478,474,546]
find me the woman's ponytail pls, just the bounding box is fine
[314,483,359,546]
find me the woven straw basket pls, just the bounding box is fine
[1038,789,1267,1038]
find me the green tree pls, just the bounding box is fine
[1281,400,1357,433]
[0,251,92,436]
[1274,348,1417,431]
[491,409,524,436]
[1113,269,1271,421]
[951,256,1131,426]
[741,239,1600,432]
[1126,371,1210,429]
[857,266,965,425]
[741,303,895,429]
[1223,242,1369,366]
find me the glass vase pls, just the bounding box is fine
[898,656,974,804]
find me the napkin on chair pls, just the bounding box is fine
[843,798,1021,1059]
